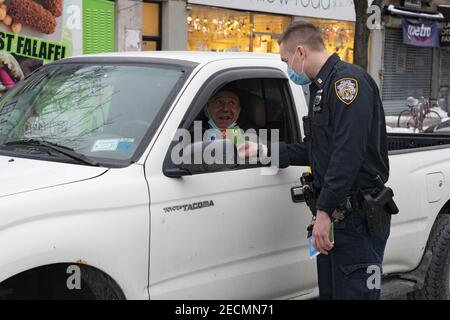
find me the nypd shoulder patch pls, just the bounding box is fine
[334,78,358,106]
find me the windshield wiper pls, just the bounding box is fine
[4,139,99,166]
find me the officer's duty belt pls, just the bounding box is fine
[331,194,361,221]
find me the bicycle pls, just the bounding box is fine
[397,97,442,133]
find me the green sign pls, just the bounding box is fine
[0,30,66,62]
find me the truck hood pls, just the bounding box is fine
[0,156,108,198]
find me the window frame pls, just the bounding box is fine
[163,67,302,176]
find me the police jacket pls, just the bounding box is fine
[277,53,389,216]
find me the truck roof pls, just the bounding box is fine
[66,51,281,65]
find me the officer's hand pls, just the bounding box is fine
[312,211,334,255]
[236,141,267,160]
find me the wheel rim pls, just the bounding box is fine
[423,112,442,130]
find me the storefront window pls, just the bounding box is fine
[252,14,292,53]
[187,5,291,53]
[304,18,355,63]
[142,1,161,51]
[187,6,251,52]
[186,5,354,59]
[142,41,158,51]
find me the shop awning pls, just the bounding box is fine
[385,5,444,21]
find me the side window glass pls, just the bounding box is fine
[263,78,299,144]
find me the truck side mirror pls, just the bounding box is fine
[180,139,238,175]
[163,139,239,178]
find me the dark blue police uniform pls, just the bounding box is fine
[277,53,391,299]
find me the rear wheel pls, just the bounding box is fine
[422,111,442,131]
[408,214,450,300]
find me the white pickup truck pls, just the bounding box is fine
[0,52,449,300]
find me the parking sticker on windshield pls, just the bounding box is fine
[91,138,136,152]
[91,139,119,152]
[117,139,135,150]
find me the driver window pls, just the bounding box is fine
[180,77,299,174]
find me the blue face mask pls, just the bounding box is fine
[207,117,238,130]
[288,49,311,86]
[206,118,238,141]
[208,118,219,129]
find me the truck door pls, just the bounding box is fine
[145,64,316,299]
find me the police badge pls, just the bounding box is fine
[334,78,358,106]
[313,89,323,112]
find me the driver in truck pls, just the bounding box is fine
[203,87,243,145]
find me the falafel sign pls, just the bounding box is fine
[0,0,80,93]
[0,31,66,61]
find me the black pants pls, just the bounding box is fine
[317,209,391,300]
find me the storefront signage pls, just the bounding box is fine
[402,18,440,48]
[440,6,450,47]
[0,0,81,88]
[187,0,357,21]
[0,31,66,61]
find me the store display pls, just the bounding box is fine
[305,18,355,63]
[187,5,290,53]
[187,5,355,62]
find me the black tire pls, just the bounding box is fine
[397,110,413,128]
[81,265,126,300]
[0,264,125,300]
[409,214,450,300]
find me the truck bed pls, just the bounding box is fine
[388,133,450,153]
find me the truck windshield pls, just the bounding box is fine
[0,63,187,166]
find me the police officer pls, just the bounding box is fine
[239,21,391,299]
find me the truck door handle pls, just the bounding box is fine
[291,186,305,203]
